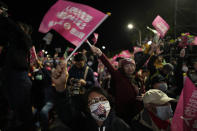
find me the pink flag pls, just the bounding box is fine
[171,77,197,131]
[39,0,108,47]
[30,46,38,64]
[92,33,98,45]
[152,15,170,38]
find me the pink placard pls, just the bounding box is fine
[39,0,107,47]
[152,15,170,38]
[171,77,197,131]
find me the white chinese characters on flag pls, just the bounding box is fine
[152,15,170,38]
[171,77,197,131]
[39,0,108,47]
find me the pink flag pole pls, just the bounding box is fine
[65,14,109,62]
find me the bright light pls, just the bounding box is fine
[45,51,48,54]
[102,46,106,49]
[42,50,45,52]
[148,41,152,45]
[128,24,134,29]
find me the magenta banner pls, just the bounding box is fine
[171,77,197,131]
[152,15,170,38]
[39,0,108,47]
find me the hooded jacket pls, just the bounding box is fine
[54,90,130,131]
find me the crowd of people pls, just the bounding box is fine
[0,1,197,131]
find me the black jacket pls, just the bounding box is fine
[54,90,130,131]
[68,64,95,88]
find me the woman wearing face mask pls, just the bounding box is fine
[52,62,130,131]
[83,87,131,131]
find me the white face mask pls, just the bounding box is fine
[158,83,168,92]
[89,101,111,121]
[156,105,173,120]
[182,66,188,73]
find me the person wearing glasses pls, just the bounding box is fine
[52,62,130,131]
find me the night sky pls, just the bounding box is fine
[2,0,197,56]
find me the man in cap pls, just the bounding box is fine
[67,52,95,119]
[132,89,175,131]
[68,52,95,93]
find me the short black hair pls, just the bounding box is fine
[163,63,174,72]
[151,74,166,87]
[74,52,87,62]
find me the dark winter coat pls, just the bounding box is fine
[68,64,95,89]
[99,54,150,124]
[54,90,130,131]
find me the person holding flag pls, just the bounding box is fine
[90,45,156,125]
[51,61,131,131]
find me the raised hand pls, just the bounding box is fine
[52,61,69,92]
[90,45,103,57]
[148,43,157,55]
[155,46,163,56]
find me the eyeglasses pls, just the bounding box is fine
[88,97,107,105]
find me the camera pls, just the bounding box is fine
[69,78,81,95]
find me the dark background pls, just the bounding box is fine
[2,0,197,56]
